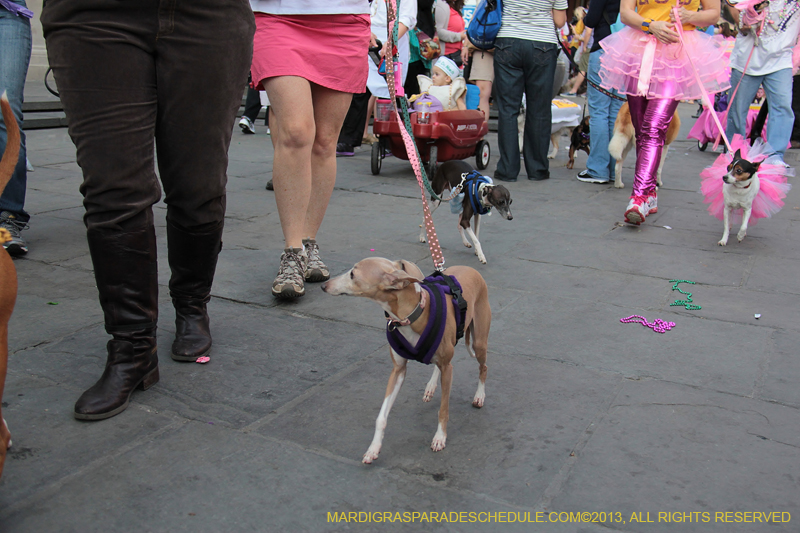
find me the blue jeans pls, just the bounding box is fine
[585,50,623,181]
[726,67,794,157]
[493,37,558,181]
[0,1,32,222]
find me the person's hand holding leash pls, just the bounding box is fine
[649,20,680,43]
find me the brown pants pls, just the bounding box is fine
[42,0,255,231]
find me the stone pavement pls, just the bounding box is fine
[1,101,799,533]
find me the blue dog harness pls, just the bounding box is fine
[385,272,468,365]
[464,171,493,216]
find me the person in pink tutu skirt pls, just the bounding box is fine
[599,0,730,224]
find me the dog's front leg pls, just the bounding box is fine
[431,361,453,452]
[718,206,731,246]
[474,213,481,240]
[423,365,440,402]
[363,351,408,464]
[465,225,486,264]
[737,207,752,242]
[420,199,441,243]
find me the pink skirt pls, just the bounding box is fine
[252,13,370,93]
[599,26,730,100]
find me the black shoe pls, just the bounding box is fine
[266,178,273,191]
[528,172,550,181]
[494,175,517,182]
[336,143,355,157]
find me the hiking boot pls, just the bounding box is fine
[272,247,307,298]
[0,211,29,256]
[624,195,650,225]
[303,238,329,282]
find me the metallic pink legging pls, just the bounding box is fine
[627,93,680,197]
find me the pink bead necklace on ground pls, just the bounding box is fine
[619,315,676,333]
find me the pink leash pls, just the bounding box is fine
[384,0,446,271]
[673,6,761,151]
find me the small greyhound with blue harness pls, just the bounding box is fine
[322,257,491,464]
[420,160,513,264]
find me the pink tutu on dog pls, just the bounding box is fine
[600,26,730,100]
[700,136,793,224]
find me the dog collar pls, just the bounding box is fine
[386,289,428,331]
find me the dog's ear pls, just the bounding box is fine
[393,259,424,280]
[751,159,762,171]
[381,269,422,291]
[733,149,742,160]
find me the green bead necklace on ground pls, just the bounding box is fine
[670,280,701,310]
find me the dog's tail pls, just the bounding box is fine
[607,129,629,161]
[0,92,21,197]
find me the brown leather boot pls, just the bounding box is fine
[167,220,222,361]
[74,226,159,421]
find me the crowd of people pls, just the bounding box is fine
[0,0,797,429]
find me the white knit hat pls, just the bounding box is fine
[433,56,461,81]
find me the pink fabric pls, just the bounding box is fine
[687,107,791,149]
[599,26,730,100]
[251,13,370,93]
[700,135,793,224]
[628,91,681,197]
[444,7,465,56]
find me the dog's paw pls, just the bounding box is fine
[566,161,574,169]
[737,231,747,242]
[422,385,436,402]
[419,234,427,243]
[472,395,485,408]
[362,446,381,464]
[718,239,728,246]
[431,434,447,452]
[463,242,472,249]
[547,153,556,160]
[477,252,487,264]
[614,181,625,189]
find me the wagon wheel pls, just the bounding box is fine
[427,145,438,180]
[371,140,382,175]
[698,140,708,152]
[475,140,491,170]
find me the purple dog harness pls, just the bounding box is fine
[386,273,468,365]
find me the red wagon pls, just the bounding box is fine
[370,103,491,176]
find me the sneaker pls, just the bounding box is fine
[624,196,650,225]
[272,247,307,299]
[302,238,330,282]
[265,178,274,191]
[576,169,609,184]
[239,116,255,134]
[336,143,355,157]
[0,211,29,256]
[646,191,658,214]
[266,126,271,135]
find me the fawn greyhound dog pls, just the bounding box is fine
[0,93,21,480]
[608,101,681,189]
[322,257,491,464]
[420,160,513,264]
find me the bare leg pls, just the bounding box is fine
[263,77,315,249]
[363,351,408,464]
[304,84,353,240]
[475,80,492,122]
[363,95,377,138]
